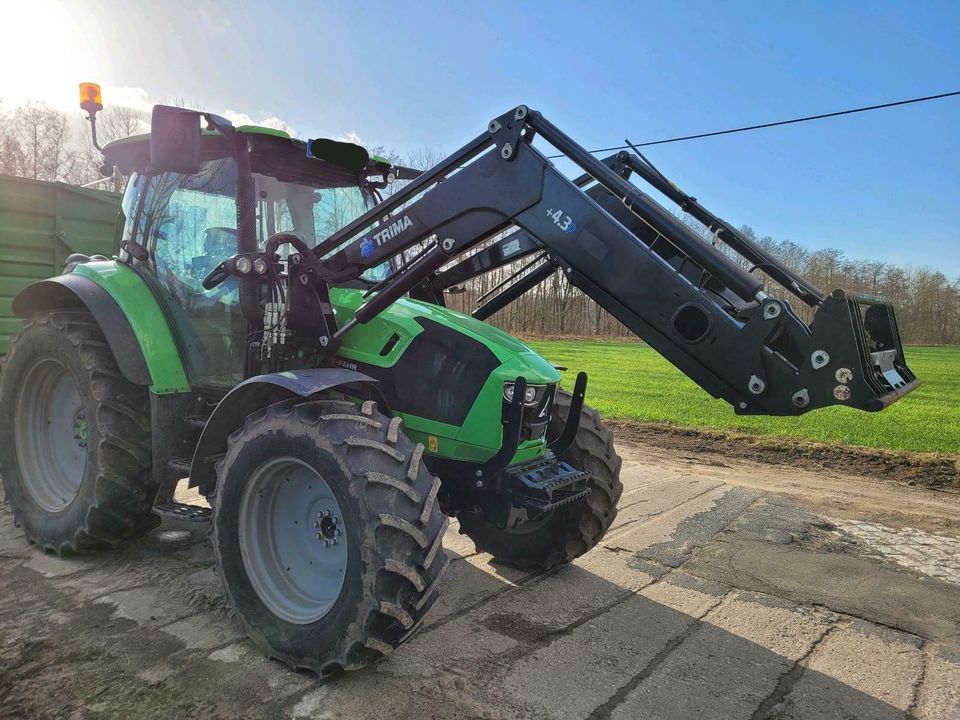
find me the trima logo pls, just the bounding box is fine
[371,215,414,246]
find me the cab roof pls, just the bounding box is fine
[103,125,391,189]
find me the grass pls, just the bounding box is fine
[526,340,960,455]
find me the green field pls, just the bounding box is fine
[527,341,959,455]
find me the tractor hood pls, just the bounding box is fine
[330,288,558,381]
[329,287,560,461]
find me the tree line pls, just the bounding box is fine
[0,98,145,190]
[1,98,956,345]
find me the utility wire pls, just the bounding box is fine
[545,90,960,159]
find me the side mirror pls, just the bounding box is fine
[150,105,202,173]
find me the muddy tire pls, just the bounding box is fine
[212,398,449,677]
[458,387,623,569]
[0,310,157,554]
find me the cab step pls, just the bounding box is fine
[153,502,212,523]
[185,415,209,430]
[166,457,192,479]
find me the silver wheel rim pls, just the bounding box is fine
[15,359,87,513]
[238,457,348,624]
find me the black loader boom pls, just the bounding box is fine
[296,105,916,416]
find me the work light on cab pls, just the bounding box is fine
[235,256,253,275]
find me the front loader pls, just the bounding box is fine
[0,90,916,675]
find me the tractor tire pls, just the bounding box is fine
[0,310,158,554]
[212,398,449,677]
[458,387,623,570]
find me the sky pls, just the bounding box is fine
[3,0,958,277]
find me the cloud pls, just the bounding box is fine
[102,85,153,113]
[334,131,364,146]
[223,110,295,136]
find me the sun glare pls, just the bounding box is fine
[0,0,95,110]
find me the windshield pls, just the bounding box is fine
[253,174,391,282]
[124,158,385,286]
[253,173,367,248]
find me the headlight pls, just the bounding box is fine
[503,382,539,405]
[235,256,253,274]
[253,257,268,275]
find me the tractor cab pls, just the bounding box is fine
[100,125,392,385]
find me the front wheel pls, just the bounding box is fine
[212,398,449,676]
[458,388,623,569]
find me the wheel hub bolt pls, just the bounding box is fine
[315,509,342,546]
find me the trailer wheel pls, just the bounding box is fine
[458,388,623,570]
[212,398,448,677]
[0,311,157,554]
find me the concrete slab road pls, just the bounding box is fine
[1,441,959,720]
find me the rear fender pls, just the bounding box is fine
[12,261,189,394]
[189,368,387,496]
[12,275,152,386]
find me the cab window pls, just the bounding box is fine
[145,158,239,295]
[138,157,245,385]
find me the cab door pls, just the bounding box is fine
[130,157,248,386]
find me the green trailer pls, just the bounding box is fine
[0,175,120,354]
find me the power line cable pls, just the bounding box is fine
[545,90,960,159]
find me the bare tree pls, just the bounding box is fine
[77,105,149,190]
[0,101,78,182]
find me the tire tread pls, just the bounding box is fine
[459,387,623,570]
[0,310,157,555]
[213,398,448,677]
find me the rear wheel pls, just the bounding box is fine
[0,311,157,554]
[212,398,449,676]
[458,388,623,569]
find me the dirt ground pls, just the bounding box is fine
[2,438,960,720]
[609,420,960,491]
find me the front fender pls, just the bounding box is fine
[189,368,387,496]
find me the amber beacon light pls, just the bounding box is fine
[79,82,103,114]
[79,82,105,151]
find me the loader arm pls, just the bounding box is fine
[307,105,917,416]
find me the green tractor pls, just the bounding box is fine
[0,93,916,675]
